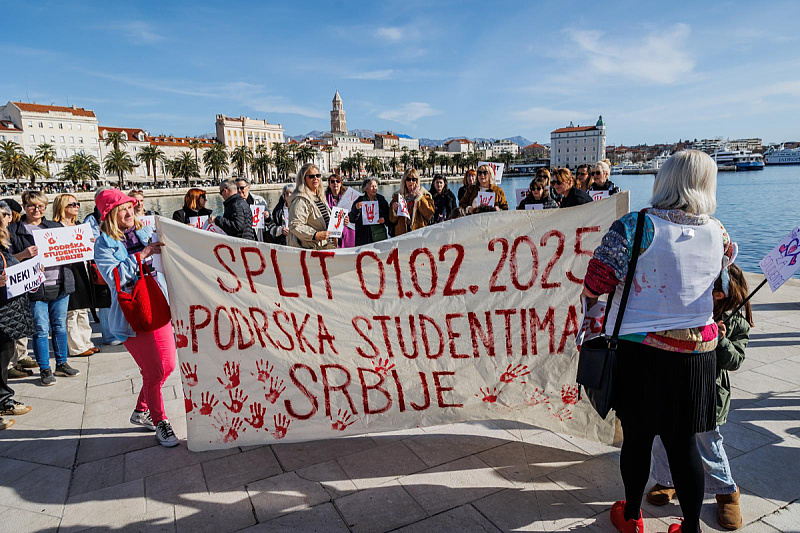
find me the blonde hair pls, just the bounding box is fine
[476,164,496,186]
[100,202,143,241]
[401,168,420,194]
[0,201,11,249]
[52,194,78,224]
[651,150,717,215]
[292,163,325,203]
[22,190,48,207]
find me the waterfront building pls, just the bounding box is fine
[522,142,549,159]
[491,139,520,156]
[396,134,419,151]
[98,126,150,179]
[149,135,216,176]
[550,116,606,169]
[0,120,22,144]
[728,138,763,153]
[374,133,399,150]
[689,138,725,154]
[0,101,100,175]
[446,138,474,153]
[215,114,284,151]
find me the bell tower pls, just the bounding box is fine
[330,90,347,134]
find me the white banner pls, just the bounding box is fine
[760,225,800,292]
[189,216,209,229]
[157,193,629,450]
[525,203,543,211]
[479,161,505,184]
[5,256,45,297]
[140,215,156,231]
[33,224,94,267]
[327,207,347,239]
[590,190,610,202]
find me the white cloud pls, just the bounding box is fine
[570,23,695,84]
[378,102,441,124]
[110,21,165,45]
[375,26,404,42]
[347,69,394,80]
[511,107,594,125]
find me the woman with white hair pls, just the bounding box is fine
[588,160,620,196]
[287,164,335,250]
[582,150,732,533]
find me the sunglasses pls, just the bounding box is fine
[25,205,46,212]
[329,179,341,183]
[406,178,418,182]
[591,171,602,176]
[199,194,207,199]
[307,173,322,179]
[67,202,80,208]
[577,171,588,176]
[551,180,564,185]
[1,212,11,218]
[476,170,490,176]
[237,186,248,191]
[531,187,544,191]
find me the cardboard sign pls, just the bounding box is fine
[760,226,800,292]
[590,190,610,201]
[396,195,411,219]
[158,192,630,450]
[478,161,505,184]
[477,191,496,208]
[5,256,45,298]
[516,189,529,204]
[327,207,347,239]
[189,216,209,229]
[250,205,266,229]
[33,224,94,267]
[525,203,543,210]
[361,201,380,225]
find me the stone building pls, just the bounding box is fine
[550,116,606,168]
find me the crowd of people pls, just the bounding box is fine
[0,151,753,531]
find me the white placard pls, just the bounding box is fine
[140,215,156,230]
[525,203,543,210]
[396,195,410,219]
[5,256,45,298]
[590,190,610,201]
[250,205,266,229]
[33,223,95,267]
[189,216,209,229]
[202,220,228,235]
[477,191,496,208]
[282,207,289,230]
[478,161,505,184]
[361,201,380,225]
[150,232,163,273]
[760,226,800,292]
[575,296,607,351]
[516,189,529,204]
[338,188,361,231]
[327,207,347,239]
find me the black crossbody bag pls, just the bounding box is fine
[576,210,646,419]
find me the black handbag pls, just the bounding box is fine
[576,209,646,419]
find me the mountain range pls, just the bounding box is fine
[287,130,534,148]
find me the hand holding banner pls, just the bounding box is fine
[396,195,410,219]
[328,207,347,239]
[362,201,379,225]
[33,224,94,267]
[4,257,45,297]
[477,191,496,208]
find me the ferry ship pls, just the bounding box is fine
[710,149,765,171]
[764,146,800,165]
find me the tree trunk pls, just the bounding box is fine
[118,170,124,189]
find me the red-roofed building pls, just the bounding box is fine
[98,126,152,179]
[445,138,474,153]
[374,132,399,150]
[550,116,606,168]
[522,142,549,159]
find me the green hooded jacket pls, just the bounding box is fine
[716,311,750,426]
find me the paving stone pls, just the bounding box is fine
[7,396,84,430]
[202,445,283,492]
[0,505,62,533]
[762,500,800,532]
[16,378,87,404]
[486,418,546,441]
[751,359,800,386]
[730,439,800,504]
[173,486,255,533]
[0,425,81,468]
[554,431,621,457]
[402,424,507,468]
[238,502,348,533]
[70,454,125,497]
[566,510,672,532]
[247,471,330,522]
[0,456,40,485]
[123,439,239,481]
[61,479,145,530]
[84,379,135,403]
[396,504,501,532]
[336,441,428,490]
[334,480,427,533]
[400,455,514,515]
[698,489,781,533]
[271,435,377,471]
[727,406,800,443]
[472,478,595,532]
[0,463,69,517]
[145,463,207,511]
[547,455,624,515]
[736,521,781,533]
[366,426,426,443]
[751,392,800,421]
[295,459,359,499]
[729,370,797,397]
[719,421,779,453]
[477,432,590,484]
[81,506,176,533]
[76,427,159,464]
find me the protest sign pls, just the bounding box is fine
[250,205,266,229]
[158,192,629,450]
[516,189,529,204]
[328,207,347,239]
[33,224,94,267]
[477,191,496,208]
[338,188,361,230]
[760,225,800,292]
[478,161,504,184]
[396,195,410,219]
[140,216,156,231]
[201,219,227,235]
[525,203,543,211]
[189,216,209,229]
[590,191,610,202]
[575,296,606,351]
[4,257,45,298]
[362,201,380,225]
[282,207,289,230]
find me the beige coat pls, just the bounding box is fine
[287,192,336,250]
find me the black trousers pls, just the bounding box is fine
[0,338,15,408]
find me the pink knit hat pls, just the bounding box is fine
[95,189,139,221]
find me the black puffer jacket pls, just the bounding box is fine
[589,180,620,195]
[430,188,458,223]
[215,194,256,240]
[0,248,35,342]
[8,217,75,301]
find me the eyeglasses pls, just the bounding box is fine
[406,178,418,182]
[476,170,490,176]
[236,186,248,191]
[329,179,341,184]
[66,202,80,208]
[591,171,602,176]
[307,173,322,179]
[576,171,588,176]
[1,212,11,218]
[25,204,46,212]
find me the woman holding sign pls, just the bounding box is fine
[582,150,731,533]
[517,177,558,210]
[287,164,336,250]
[325,173,355,248]
[94,189,178,448]
[53,194,98,358]
[172,188,212,225]
[459,164,509,213]
[389,168,434,236]
[9,191,77,386]
[350,177,389,245]
[588,160,620,196]
[430,174,458,223]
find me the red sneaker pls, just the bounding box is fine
[667,521,702,533]
[610,500,645,533]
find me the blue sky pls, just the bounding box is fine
[3,1,799,145]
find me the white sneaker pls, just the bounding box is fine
[156,420,179,447]
[130,410,156,431]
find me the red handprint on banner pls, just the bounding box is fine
[264,377,286,404]
[174,320,189,349]
[272,414,291,439]
[180,363,197,387]
[75,227,84,241]
[251,359,274,384]
[184,389,196,414]
[499,364,530,383]
[245,402,266,429]
[223,388,248,413]
[217,361,240,390]
[560,384,580,405]
[476,387,501,403]
[44,232,56,245]
[213,413,245,443]
[371,358,395,377]
[365,203,375,222]
[550,405,573,422]
[523,387,551,407]
[199,392,218,416]
[330,408,355,431]
[333,210,345,229]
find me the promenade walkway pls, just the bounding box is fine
[1,273,798,532]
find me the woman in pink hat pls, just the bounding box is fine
[93,189,179,448]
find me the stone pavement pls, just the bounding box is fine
[1,272,798,532]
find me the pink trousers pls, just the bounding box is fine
[124,323,177,424]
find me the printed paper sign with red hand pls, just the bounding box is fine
[361,201,379,225]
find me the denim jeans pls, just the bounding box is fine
[31,293,70,371]
[97,307,115,344]
[651,427,737,495]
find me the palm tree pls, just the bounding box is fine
[366,157,383,177]
[296,145,316,166]
[0,141,27,190]
[189,139,203,167]
[23,155,46,187]
[103,131,127,151]
[466,151,479,170]
[286,143,298,164]
[203,143,229,180]
[451,153,464,174]
[230,145,254,179]
[352,151,365,178]
[251,152,272,184]
[438,154,452,175]
[427,151,438,176]
[136,145,165,184]
[172,152,201,185]
[103,149,136,188]
[322,146,334,173]
[35,144,57,177]
[59,153,100,184]
[400,152,411,171]
[339,157,354,178]
[389,157,399,176]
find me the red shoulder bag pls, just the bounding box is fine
[113,253,171,333]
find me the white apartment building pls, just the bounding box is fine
[0,120,22,144]
[374,133,399,150]
[397,134,419,151]
[550,116,606,168]
[149,136,216,176]
[99,126,150,179]
[215,114,284,151]
[0,101,100,174]
[446,138,474,153]
[491,139,520,156]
